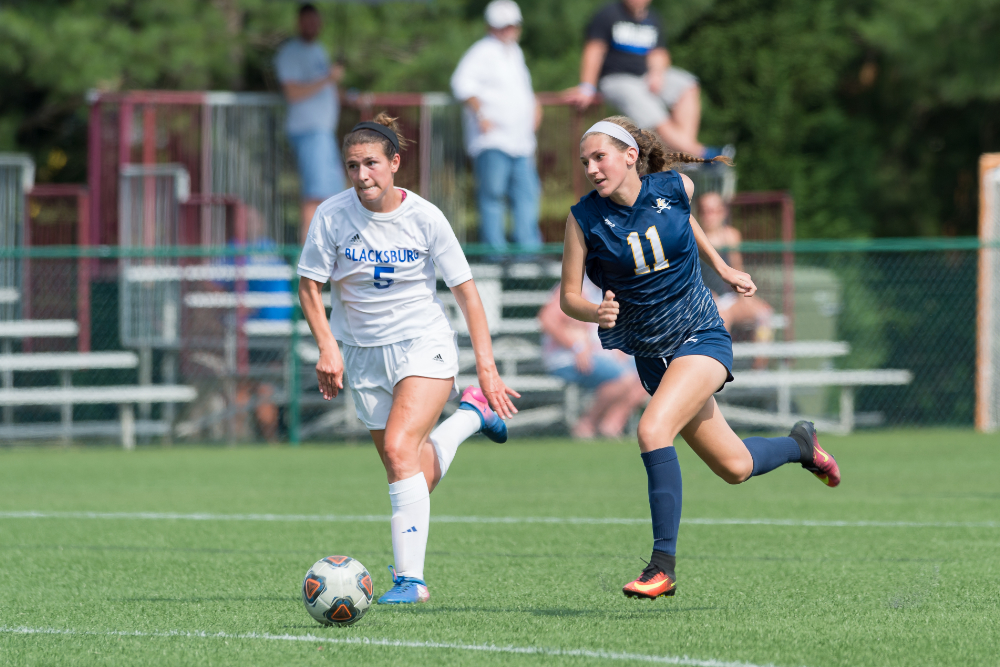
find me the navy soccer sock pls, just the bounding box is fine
[641,447,682,557]
[743,436,802,477]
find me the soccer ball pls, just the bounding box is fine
[301,555,374,626]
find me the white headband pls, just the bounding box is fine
[584,121,639,150]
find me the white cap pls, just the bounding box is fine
[485,0,522,29]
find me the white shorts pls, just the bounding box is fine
[599,68,700,130]
[342,330,460,430]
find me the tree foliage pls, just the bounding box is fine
[1,0,997,237]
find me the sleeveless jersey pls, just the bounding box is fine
[569,170,723,358]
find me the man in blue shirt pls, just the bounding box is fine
[275,3,345,242]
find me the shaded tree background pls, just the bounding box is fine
[1,0,998,238]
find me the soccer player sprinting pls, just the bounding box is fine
[560,116,840,599]
[298,114,520,605]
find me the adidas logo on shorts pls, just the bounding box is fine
[432,353,444,362]
[349,234,362,245]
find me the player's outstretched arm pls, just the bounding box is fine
[681,174,757,298]
[451,279,520,420]
[299,277,344,400]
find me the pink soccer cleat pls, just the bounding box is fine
[458,386,507,443]
[791,420,840,487]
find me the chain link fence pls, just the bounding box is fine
[0,240,987,446]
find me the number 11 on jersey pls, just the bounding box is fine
[626,226,669,275]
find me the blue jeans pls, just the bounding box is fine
[474,149,542,251]
[288,130,345,200]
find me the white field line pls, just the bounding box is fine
[0,510,995,529]
[0,626,790,667]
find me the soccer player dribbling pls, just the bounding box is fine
[560,116,841,599]
[298,113,520,604]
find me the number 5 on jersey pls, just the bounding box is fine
[374,266,394,289]
[626,226,669,275]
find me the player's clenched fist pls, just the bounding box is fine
[597,290,619,329]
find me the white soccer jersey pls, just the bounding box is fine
[297,188,473,347]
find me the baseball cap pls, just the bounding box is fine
[485,0,522,29]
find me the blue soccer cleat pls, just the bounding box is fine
[458,386,507,443]
[377,565,430,604]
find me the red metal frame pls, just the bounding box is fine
[86,90,609,245]
[26,184,91,352]
[90,92,207,247]
[78,90,797,343]
[78,90,795,339]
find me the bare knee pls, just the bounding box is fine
[637,414,679,452]
[381,435,417,477]
[716,457,753,485]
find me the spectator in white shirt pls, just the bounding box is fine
[451,0,543,252]
[274,3,345,242]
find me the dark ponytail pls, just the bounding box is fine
[583,115,733,175]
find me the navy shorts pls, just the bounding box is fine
[634,325,734,397]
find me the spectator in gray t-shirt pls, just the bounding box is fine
[274,3,345,241]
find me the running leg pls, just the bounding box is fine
[371,376,452,597]
[663,355,831,483]
[625,353,794,598]
[636,355,737,534]
[424,393,483,485]
[623,355,732,598]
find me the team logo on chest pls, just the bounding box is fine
[653,198,671,213]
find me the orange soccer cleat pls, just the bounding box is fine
[622,561,677,599]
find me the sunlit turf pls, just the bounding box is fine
[0,429,998,666]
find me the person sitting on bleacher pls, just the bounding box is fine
[697,192,773,344]
[566,0,729,160]
[538,277,648,439]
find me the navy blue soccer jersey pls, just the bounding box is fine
[569,170,724,358]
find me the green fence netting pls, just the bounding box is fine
[0,239,988,445]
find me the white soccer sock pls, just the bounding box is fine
[388,472,430,581]
[429,409,482,481]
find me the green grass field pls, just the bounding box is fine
[1,430,998,666]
